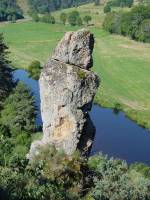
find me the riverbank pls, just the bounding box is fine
[13,69,150,165]
[1,21,150,130]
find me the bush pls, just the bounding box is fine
[103,11,122,33]
[32,13,40,22]
[68,11,80,26]
[60,12,67,25]
[83,15,92,25]
[41,14,55,24]
[135,19,150,42]
[28,60,42,80]
[0,146,90,200]
[104,4,111,13]
[77,17,83,26]
[89,154,150,200]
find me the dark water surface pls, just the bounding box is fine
[14,69,150,165]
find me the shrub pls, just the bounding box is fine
[89,154,150,200]
[77,17,83,26]
[32,13,40,22]
[60,12,67,25]
[103,11,122,34]
[68,11,80,26]
[28,60,42,80]
[41,14,55,24]
[83,15,92,25]
[135,19,150,42]
[104,4,111,13]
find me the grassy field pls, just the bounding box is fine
[0,3,150,129]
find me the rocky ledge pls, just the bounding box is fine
[28,29,100,159]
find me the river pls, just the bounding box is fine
[14,69,150,165]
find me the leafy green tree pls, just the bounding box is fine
[50,16,55,24]
[0,82,36,134]
[104,4,111,13]
[11,15,16,23]
[89,154,150,200]
[0,34,14,109]
[136,19,150,42]
[28,60,42,80]
[68,11,80,26]
[83,15,92,25]
[60,12,67,25]
[77,17,83,26]
[32,13,40,22]
[41,14,55,24]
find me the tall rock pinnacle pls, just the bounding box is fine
[28,29,100,159]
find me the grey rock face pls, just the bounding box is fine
[52,29,94,69]
[28,29,99,159]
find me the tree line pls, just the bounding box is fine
[32,11,92,26]
[0,0,23,22]
[103,4,150,43]
[107,0,134,8]
[28,0,95,14]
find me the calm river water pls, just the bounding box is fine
[14,69,150,165]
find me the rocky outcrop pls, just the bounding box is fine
[28,29,99,159]
[52,30,94,69]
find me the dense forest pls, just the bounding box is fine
[0,0,23,22]
[103,4,150,43]
[28,0,95,13]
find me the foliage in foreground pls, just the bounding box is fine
[89,154,150,200]
[0,144,150,200]
[0,145,88,200]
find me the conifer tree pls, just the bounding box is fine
[0,33,14,108]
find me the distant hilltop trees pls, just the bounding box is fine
[0,0,24,22]
[28,0,95,13]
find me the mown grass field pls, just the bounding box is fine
[0,3,150,129]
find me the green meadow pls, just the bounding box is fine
[0,3,150,129]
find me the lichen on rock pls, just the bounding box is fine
[28,29,100,159]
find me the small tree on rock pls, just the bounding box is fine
[28,60,42,80]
